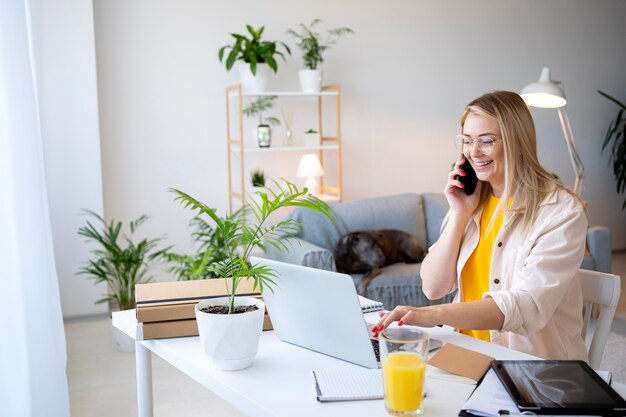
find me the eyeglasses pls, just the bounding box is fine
[456,135,500,156]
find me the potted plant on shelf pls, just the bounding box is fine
[598,90,626,210]
[169,180,334,370]
[304,128,321,147]
[219,24,291,92]
[286,19,354,93]
[77,210,169,351]
[243,96,280,148]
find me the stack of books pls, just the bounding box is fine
[135,278,273,340]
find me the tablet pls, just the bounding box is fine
[491,360,626,416]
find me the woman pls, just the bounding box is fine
[375,91,588,360]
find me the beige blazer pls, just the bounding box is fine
[451,189,588,360]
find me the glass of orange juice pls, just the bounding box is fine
[380,327,429,416]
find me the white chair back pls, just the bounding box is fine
[579,269,621,369]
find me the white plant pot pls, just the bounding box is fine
[239,63,270,93]
[304,132,321,147]
[298,69,322,93]
[110,318,134,352]
[195,296,265,371]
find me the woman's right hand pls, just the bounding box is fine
[445,155,482,219]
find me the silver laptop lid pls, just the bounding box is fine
[251,256,378,369]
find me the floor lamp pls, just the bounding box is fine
[521,67,585,195]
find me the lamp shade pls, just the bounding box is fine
[521,67,567,108]
[296,154,324,178]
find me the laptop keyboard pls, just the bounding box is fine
[370,338,381,362]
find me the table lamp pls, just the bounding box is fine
[297,153,324,196]
[521,67,584,195]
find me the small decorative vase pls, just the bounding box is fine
[239,63,270,93]
[195,297,265,371]
[298,69,322,93]
[257,124,271,148]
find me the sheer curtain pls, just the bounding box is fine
[0,0,70,416]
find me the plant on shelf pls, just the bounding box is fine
[251,168,265,187]
[77,210,169,311]
[243,96,280,126]
[164,214,239,281]
[286,19,354,92]
[598,90,626,209]
[219,25,291,75]
[169,180,334,370]
[304,128,321,147]
[219,24,291,93]
[286,19,354,70]
[244,96,280,148]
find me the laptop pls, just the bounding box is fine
[251,256,381,368]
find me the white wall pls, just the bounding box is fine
[30,0,106,317]
[93,0,626,288]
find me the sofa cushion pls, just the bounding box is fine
[422,193,449,249]
[290,193,427,251]
[351,262,456,310]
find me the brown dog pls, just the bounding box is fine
[334,230,425,295]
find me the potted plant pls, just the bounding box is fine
[164,215,236,280]
[251,168,265,188]
[243,96,280,147]
[169,180,334,370]
[77,210,168,351]
[219,24,291,92]
[286,19,354,92]
[304,128,321,147]
[598,90,626,210]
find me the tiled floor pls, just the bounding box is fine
[65,251,626,416]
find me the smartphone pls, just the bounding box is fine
[457,158,478,195]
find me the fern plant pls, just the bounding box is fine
[598,90,626,209]
[164,215,238,280]
[77,210,169,311]
[169,180,334,314]
[243,96,280,126]
[286,19,354,70]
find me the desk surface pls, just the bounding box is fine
[114,310,545,417]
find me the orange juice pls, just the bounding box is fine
[382,351,426,413]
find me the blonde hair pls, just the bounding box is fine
[460,91,576,233]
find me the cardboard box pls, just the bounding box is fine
[135,278,272,339]
[141,318,198,340]
[136,278,260,322]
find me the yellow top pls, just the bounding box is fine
[460,195,505,342]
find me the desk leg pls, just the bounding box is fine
[135,341,153,417]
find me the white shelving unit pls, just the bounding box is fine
[225,84,342,212]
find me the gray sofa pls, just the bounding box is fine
[266,193,612,310]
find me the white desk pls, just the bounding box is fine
[112,310,625,417]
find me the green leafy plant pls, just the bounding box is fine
[598,90,626,209]
[305,128,318,134]
[169,180,335,314]
[218,24,291,75]
[251,168,265,187]
[164,215,239,280]
[243,96,280,126]
[77,210,169,311]
[286,19,354,70]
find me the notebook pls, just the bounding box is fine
[250,257,380,369]
[312,368,383,402]
[358,295,384,313]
